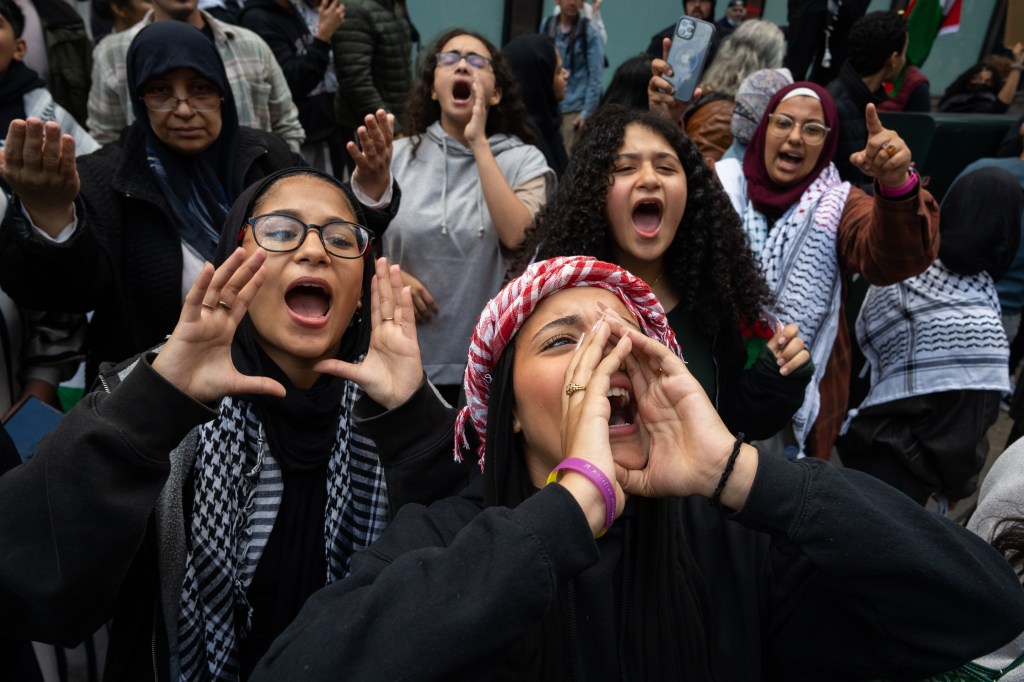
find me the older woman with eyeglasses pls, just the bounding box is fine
[384,28,554,406]
[711,82,939,459]
[0,21,395,384]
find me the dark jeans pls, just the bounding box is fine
[837,390,1001,505]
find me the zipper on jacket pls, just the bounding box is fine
[98,373,111,394]
[567,580,579,682]
[711,334,721,410]
[617,522,632,682]
[151,593,160,681]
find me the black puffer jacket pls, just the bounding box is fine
[826,61,884,188]
[239,0,337,144]
[331,0,412,130]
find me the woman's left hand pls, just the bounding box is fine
[612,325,757,509]
[463,76,491,149]
[770,322,810,376]
[315,257,423,410]
[348,109,394,202]
[849,103,913,188]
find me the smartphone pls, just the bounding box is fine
[665,16,715,103]
[2,395,63,462]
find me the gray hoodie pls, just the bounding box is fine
[384,122,553,386]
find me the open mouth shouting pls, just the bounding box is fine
[285,277,333,328]
[452,79,473,105]
[632,199,664,238]
[607,383,639,436]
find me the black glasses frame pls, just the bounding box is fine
[245,214,374,260]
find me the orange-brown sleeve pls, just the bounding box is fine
[836,185,940,284]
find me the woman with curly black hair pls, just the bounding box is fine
[384,28,554,405]
[516,105,811,440]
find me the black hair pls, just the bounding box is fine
[514,104,773,338]
[940,63,1002,106]
[0,0,24,38]
[91,0,137,23]
[401,27,538,156]
[600,54,653,111]
[846,11,907,77]
[993,517,1024,582]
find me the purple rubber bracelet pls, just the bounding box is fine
[876,168,919,198]
[546,457,616,537]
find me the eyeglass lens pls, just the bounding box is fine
[250,214,369,258]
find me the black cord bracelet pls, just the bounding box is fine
[709,432,745,508]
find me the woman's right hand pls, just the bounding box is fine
[315,257,424,410]
[400,270,439,323]
[559,319,631,536]
[647,38,692,125]
[152,248,287,403]
[0,118,79,236]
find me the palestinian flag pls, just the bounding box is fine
[905,0,962,67]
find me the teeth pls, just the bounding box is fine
[607,387,631,404]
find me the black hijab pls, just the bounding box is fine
[940,166,1024,281]
[127,21,242,261]
[503,34,568,175]
[0,61,45,134]
[213,167,375,469]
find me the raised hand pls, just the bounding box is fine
[558,318,629,534]
[400,269,438,323]
[0,118,79,236]
[315,0,345,41]
[151,248,286,403]
[463,76,491,148]
[647,38,699,124]
[849,103,913,189]
[771,322,810,376]
[348,109,394,202]
[315,257,423,410]
[611,324,757,509]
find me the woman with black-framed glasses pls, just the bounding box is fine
[385,27,554,407]
[0,166,470,680]
[0,20,396,387]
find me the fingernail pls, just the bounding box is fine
[780,367,789,376]
[576,331,586,349]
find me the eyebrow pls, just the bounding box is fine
[263,208,354,223]
[530,311,641,344]
[613,152,681,163]
[775,112,827,125]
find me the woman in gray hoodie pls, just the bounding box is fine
[384,28,554,405]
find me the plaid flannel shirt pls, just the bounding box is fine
[87,10,305,152]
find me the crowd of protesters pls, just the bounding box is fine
[3,0,1024,680]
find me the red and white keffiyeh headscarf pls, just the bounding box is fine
[454,256,682,470]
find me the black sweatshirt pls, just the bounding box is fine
[254,386,1024,682]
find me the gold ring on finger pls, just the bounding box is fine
[882,142,898,158]
[565,382,586,397]
[201,302,215,311]
[217,300,232,311]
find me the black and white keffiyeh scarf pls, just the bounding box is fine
[741,163,850,454]
[176,382,388,681]
[845,260,1009,425]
